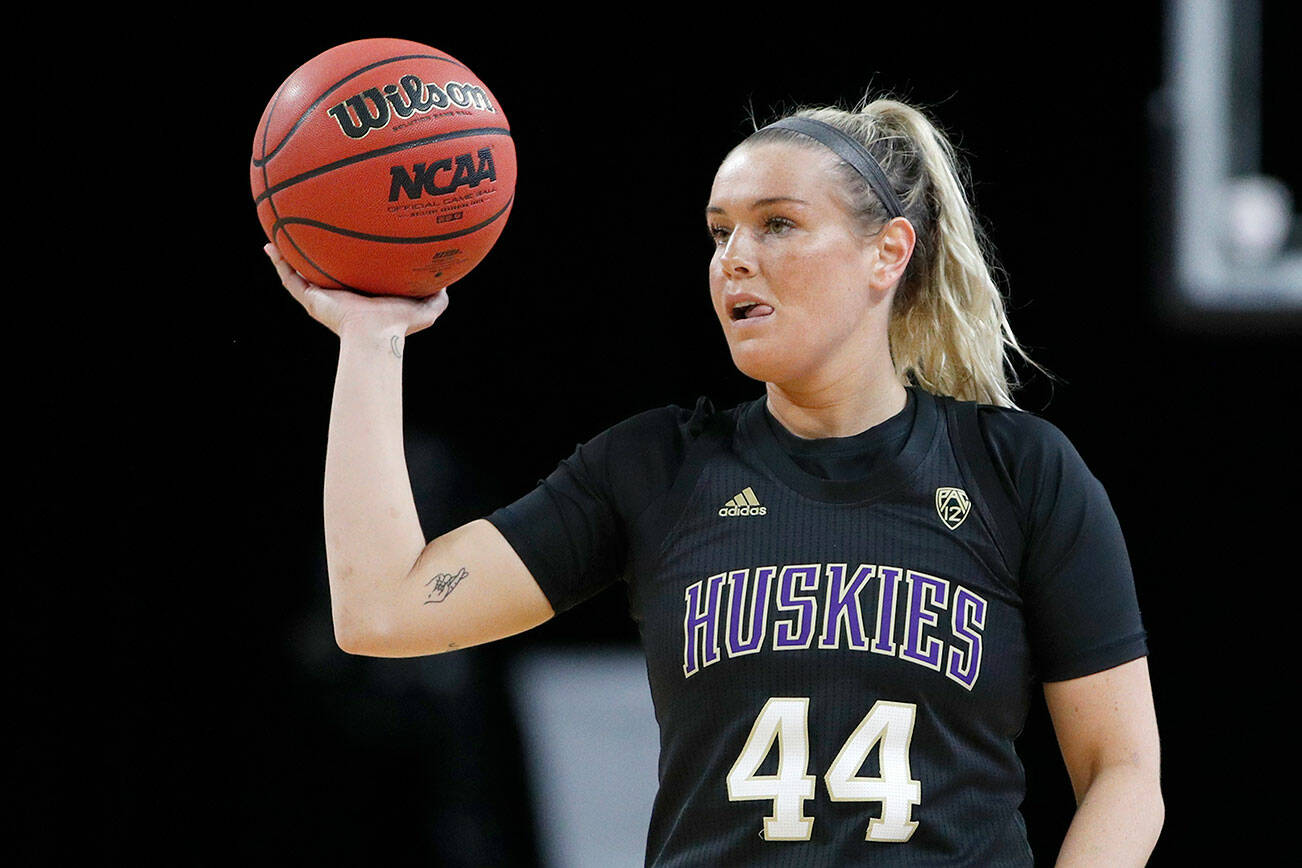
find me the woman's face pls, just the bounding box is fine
[706,141,895,390]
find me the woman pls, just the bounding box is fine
[265,98,1163,865]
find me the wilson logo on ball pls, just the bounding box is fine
[327,74,497,139]
[388,148,498,201]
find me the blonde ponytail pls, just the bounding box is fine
[748,98,1041,408]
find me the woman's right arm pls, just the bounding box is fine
[267,244,554,658]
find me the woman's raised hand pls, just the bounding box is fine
[264,243,449,338]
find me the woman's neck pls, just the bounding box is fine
[765,373,908,440]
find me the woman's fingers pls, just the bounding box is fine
[263,242,453,337]
[264,242,352,329]
[265,243,313,304]
[408,288,450,334]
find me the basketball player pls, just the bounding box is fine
[265,99,1163,865]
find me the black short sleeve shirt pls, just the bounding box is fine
[486,389,1147,865]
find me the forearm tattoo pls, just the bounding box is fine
[424,566,468,604]
[390,335,403,359]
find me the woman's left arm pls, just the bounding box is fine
[1044,656,1164,866]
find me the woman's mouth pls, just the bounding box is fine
[730,302,775,321]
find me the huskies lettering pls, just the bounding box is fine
[328,75,496,139]
[388,148,497,201]
[682,562,988,691]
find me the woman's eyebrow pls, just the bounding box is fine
[706,196,809,215]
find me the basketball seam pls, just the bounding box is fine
[271,194,514,245]
[252,126,511,206]
[272,227,359,292]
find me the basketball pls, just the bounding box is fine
[251,38,516,297]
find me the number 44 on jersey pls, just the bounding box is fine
[727,697,921,843]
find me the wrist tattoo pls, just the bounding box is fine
[424,566,468,604]
[390,335,404,359]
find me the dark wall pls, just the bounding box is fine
[67,6,1298,865]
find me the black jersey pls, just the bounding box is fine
[488,388,1147,866]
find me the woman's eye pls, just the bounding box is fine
[708,217,792,247]
[765,216,795,234]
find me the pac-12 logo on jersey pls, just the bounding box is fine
[935,487,971,530]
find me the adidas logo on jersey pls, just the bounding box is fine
[719,486,767,517]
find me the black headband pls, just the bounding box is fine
[757,117,906,221]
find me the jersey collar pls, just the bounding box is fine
[737,386,941,505]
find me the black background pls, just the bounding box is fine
[34,4,1297,864]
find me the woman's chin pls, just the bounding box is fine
[728,345,797,385]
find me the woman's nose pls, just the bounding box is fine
[719,229,755,277]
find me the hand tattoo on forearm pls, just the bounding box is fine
[424,566,468,603]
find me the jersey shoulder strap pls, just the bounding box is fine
[940,394,1026,580]
[665,394,738,510]
[628,395,738,571]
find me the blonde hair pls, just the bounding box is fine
[746,98,1042,408]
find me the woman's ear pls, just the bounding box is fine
[870,217,917,292]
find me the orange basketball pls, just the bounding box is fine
[251,38,516,297]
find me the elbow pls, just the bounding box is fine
[334,620,410,657]
[332,613,378,657]
[1138,753,1165,834]
[1133,763,1167,835]
[334,622,378,657]
[325,567,402,656]
[1096,759,1165,843]
[331,603,448,658]
[1150,782,1166,837]
[1138,784,1165,857]
[330,602,393,657]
